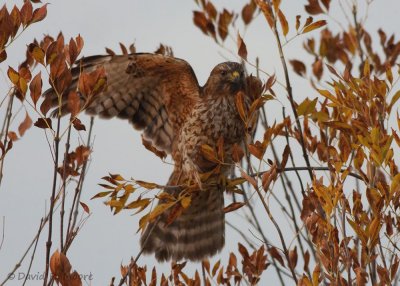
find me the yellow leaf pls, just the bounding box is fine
[138,213,150,231]
[388,90,400,111]
[297,98,317,116]
[148,202,174,221]
[106,199,123,208]
[363,59,370,77]
[180,196,191,208]
[368,216,381,248]
[136,180,159,190]
[125,198,150,211]
[91,191,112,199]
[7,67,19,84]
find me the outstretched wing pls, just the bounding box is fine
[43,53,201,153]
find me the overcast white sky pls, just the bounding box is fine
[1,0,400,285]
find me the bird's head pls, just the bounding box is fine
[204,62,245,95]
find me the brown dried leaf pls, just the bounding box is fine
[72,117,86,131]
[232,143,244,163]
[242,1,256,25]
[0,50,7,63]
[305,0,323,15]
[289,246,298,268]
[67,91,80,118]
[280,145,290,169]
[34,117,52,129]
[312,58,323,80]
[205,2,217,20]
[28,44,45,65]
[223,202,245,213]
[302,20,327,34]
[269,247,284,266]
[31,4,47,23]
[295,15,301,31]
[289,59,306,76]
[80,202,90,214]
[18,112,32,137]
[277,9,289,36]
[20,1,33,26]
[200,144,218,163]
[7,131,18,141]
[218,9,233,41]
[141,136,167,160]
[193,11,209,35]
[29,72,42,107]
[237,32,247,60]
[40,94,52,116]
[256,0,274,28]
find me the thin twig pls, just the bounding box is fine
[60,124,72,250]
[117,217,161,286]
[226,221,257,250]
[0,216,4,251]
[0,90,15,187]
[352,4,365,63]
[43,114,62,286]
[65,116,94,250]
[282,107,305,199]
[0,214,48,286]
[253,184,298,283]
[272,12,314,181]
[22,218,44,286]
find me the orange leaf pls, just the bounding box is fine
[223,202,246,213]
[29,72,42,107]
[302,20,327,34]
[289,60,306,76]
[67,91,80,118]
[141,136,167,160]
[278,9,289,36]
[237,32,247,60]
[18,112,32,137]
[31,4,47,23]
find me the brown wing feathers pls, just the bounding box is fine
[43,53,200,153]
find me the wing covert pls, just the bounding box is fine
[43,53,201,153]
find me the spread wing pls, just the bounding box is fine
[43,53,201,153]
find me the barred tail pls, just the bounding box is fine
[140,177,224,262]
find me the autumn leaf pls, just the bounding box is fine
[289,59,306,76]
[18,112,32,137]
[31,4,47,23]
[34,117,52,129]
[29,72,42,107]
[141,136,167,160]
[302,20,327,34]
[242,1,256,25]
[218,9,233,41]
[180,196,191,209]
[80,202,90,214]
[223,202,246,213]
[237,32,247,60]
[277,9,289,36]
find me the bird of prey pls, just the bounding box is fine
[44,53,262,262]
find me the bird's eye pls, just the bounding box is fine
[220,70,227,76]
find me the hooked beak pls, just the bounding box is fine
[230,71,241,83]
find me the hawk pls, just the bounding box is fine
[44,53,262,262]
